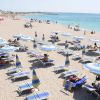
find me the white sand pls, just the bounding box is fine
[0,17,99,100]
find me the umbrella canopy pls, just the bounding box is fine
[83,63,100,75]
[40,45,57,51]
[73,36,85,40]
[95,49,100,54]
[20,35,33,41]
[13,34,23,38]
[0,38,7,46]
[61,33,72,37]
[16,54,21,67]
[0,45,19,52]
[90,39,100,44]
[32,69,40,88]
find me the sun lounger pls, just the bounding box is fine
[26,91,49,100]
[18,78,40,95]
[10,71,30,81]
[61,70,79,78]
[18,83,33,95]
[7,67,21,74]
[79,57,94,63]
[39,59,54,66]
[72,55,81,60]
[53,66,68,73]
[64,77,87,92]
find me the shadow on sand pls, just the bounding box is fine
[73,87,96,100]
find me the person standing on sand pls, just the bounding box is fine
[35,31,37,38]
[42,34,45,41]
[65,40,69,49]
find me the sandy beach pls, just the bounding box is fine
[0,16,99,100]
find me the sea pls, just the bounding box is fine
[22,12,100,32]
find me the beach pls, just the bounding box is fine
[0,16,99,100]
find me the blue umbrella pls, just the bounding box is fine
[83,63,100,75]
[40,45,57,51]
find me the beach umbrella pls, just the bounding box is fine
[0,38,7,46]
[40,44,57,51]
[13,34,23,38]
[16,54,21,67]
[61,33,72,37]
[95,49,100,55]
[0,45,19,53]
[32,69,40,88]
[20,35,33,41]
[90,39,100,44]
[83,63,100,75]
[73,36,85,40]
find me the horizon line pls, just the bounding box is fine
[1,9,100,14]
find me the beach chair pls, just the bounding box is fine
[79,57,94,63]
[7,67,22,75]
[64,77,87,92]
[61,70,79,78]
[10,71,30,81]
[53,66,68,73]
[18,83,33,95]
[25,91,49,100]
[72,54,81,60]
[39,59,54,66]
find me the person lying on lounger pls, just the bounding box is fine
[68,75,80,82]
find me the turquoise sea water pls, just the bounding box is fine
[23,12,100,32]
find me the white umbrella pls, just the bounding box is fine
[83,63,100,75]
[73,36,85,40]
[13,34,23,38]
[40,45,57,51]
[0,38,7,46]
[61,33,72,37]
[20,35,33,41]
[0,45,19,52]
[95,49,100,54]
[90,39,100,44]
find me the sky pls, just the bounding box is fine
[0,0,100,13]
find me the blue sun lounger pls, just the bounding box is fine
[11,71,30,81]
[18,83,33,95]
[64,77,87,91]
[7,67,22,74]
[26,91,49,100]
[72,77,87,87]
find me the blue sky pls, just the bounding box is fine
[0,0,100,13]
